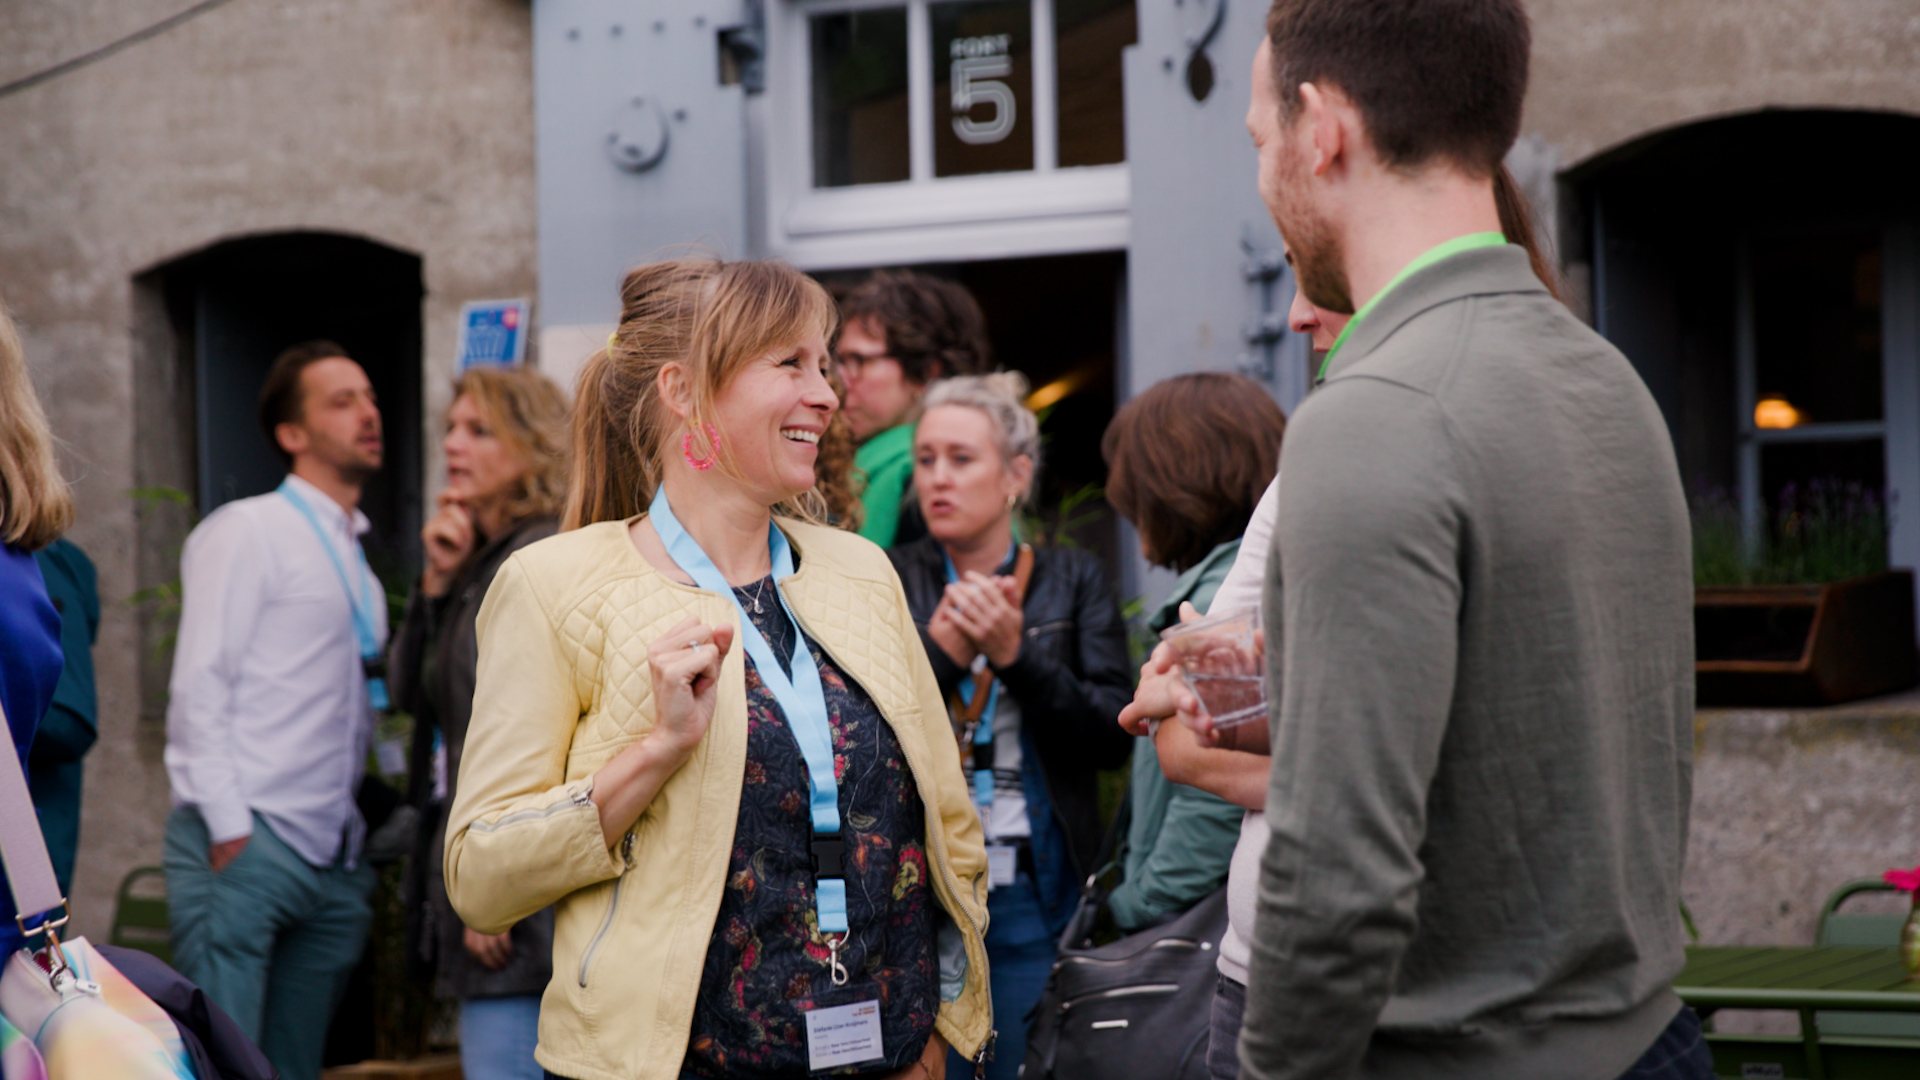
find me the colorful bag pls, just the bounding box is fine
[0,1013,49,1080]
[0,699,195,1080]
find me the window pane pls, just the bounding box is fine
[1751,232,1882,425]
[933,1,1034,178]
[811,8,911,188]
[1055,0,1135,167]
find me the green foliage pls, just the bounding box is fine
[1019,482,1107,550]
[1691,480,1890,586]
[128,485,198,658]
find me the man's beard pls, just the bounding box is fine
[1274,148,1354,315]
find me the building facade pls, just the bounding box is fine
[3,0,1916,954]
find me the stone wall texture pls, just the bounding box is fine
[0,0,535,938]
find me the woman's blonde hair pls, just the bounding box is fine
[0,302,74,551]
[920,371,1041,507]
[450,365,571,524]
[564,258,839,530]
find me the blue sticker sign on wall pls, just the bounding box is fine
[457,299,531,369]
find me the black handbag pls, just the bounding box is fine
[1021,799,1229,1080]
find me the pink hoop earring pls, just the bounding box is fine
[682,423,721,471]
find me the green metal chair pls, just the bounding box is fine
[1815,878,1918,1040]
[108,865,172,966]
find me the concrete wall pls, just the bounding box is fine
[0,0,536,937]
[1526,0,1920,170]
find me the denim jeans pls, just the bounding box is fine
[461,995,543,1080]
[1207,973,1248,1080]
[947,872,1056,1080]
[1615,1006,1716,1080]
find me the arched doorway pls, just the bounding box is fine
[136,232,426,578]
[1568,110,1920,580]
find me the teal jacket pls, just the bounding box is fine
[30,538,99,893]
[1106,539,1245,931]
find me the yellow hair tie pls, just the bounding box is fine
[607,330,619,350]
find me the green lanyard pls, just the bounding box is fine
[1316,232,1508,383]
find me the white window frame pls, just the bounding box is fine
[763,0,1130,270]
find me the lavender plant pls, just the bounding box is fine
[1690,479,1890,586]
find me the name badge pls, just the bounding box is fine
[986,843,1017,888]
[804,997,885,1072]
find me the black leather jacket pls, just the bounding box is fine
[887,537,1135,881]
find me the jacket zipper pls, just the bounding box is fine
[791,622,995,1069]
[578,830,636,987]
[467,788,589,833]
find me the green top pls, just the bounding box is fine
[1108,538,1246,932]
[854,422,917,548]
[1317,232,1508,383]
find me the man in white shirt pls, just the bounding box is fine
[164,340,387,1080]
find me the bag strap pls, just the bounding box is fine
[0,698,66,943]
[955,543,1036,729]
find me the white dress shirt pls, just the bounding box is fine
[164,473,385,867]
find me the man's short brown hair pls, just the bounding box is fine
[838,269,991,385]
[258,340,351,466]
[1267,0,1530,177]
[1103,373,1286,572]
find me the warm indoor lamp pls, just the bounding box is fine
[1754,395,1803,430]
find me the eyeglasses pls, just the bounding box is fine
[834,349,895,379]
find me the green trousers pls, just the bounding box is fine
[164,806,376,1080]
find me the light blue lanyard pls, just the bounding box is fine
[279,480,389,711]
[943,544,1014,814]
[648,488,847,935]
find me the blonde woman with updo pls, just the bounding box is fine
[445,258,990,1080]
[886,374,1133,1080]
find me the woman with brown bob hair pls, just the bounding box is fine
[389,364,570,1080]
[446,258,990,1080]
[1099,374,1285,932]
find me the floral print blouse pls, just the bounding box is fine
[682,577,939,1078]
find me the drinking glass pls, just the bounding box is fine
[1159,606,1265,729]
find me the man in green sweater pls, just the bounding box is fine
[1228,1,1704,1078]
[836,270,993,547]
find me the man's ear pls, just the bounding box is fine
[275,421,309,459]
[1298,82,1345,177]
[655,363,695,422]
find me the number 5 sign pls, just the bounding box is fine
[950,35,1015,145]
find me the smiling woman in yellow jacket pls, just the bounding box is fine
[445,258,991,1080]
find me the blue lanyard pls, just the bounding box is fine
[648,488,847,935]
[278,480,389,711]
[943,543,1014,815]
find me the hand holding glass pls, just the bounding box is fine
[1158,606,1265,730]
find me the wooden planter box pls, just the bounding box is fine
[322,1055,461,1080]
[1695,569,1920,706]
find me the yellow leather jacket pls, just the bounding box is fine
[444,518,992,1080]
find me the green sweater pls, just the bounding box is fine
[855,423,915,548]
[1106,539,1245,931]
[1242,245,1694,1080]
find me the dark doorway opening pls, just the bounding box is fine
[1571,111,1920,575]
[146,232,426,579]
[819,250,1127,579]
